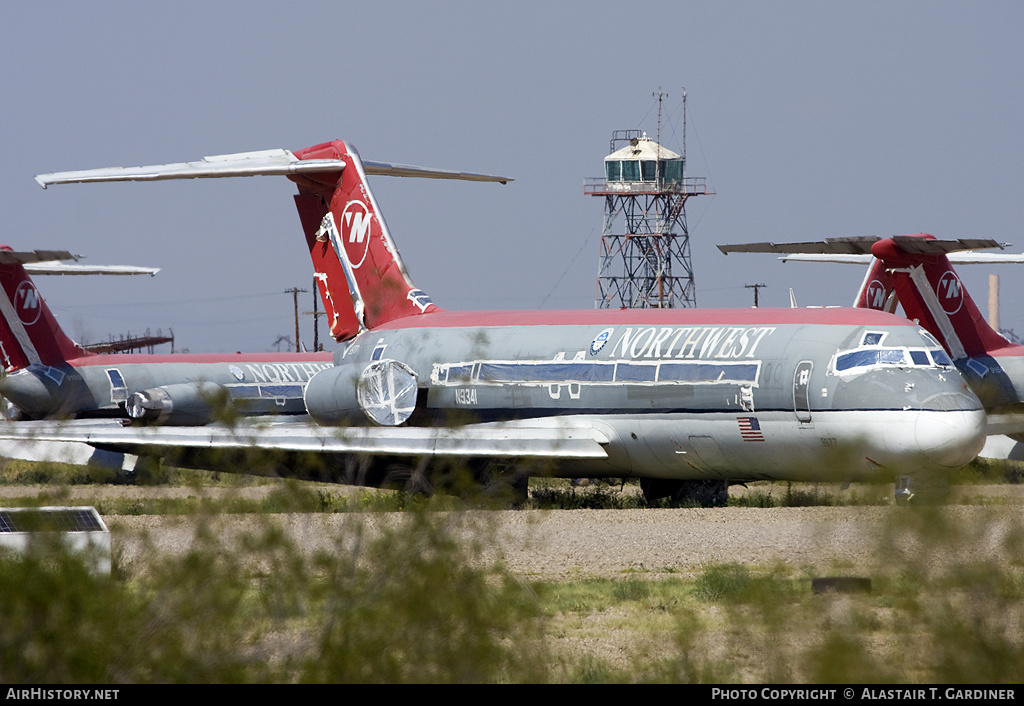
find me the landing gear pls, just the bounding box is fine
[640,478,729,508]
[381,458,530,507]
[382,459,435,496]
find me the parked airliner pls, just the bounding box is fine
[2,147,987,504]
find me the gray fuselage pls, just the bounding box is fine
[303,307,986,483]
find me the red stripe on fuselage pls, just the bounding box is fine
[374,307,916,331]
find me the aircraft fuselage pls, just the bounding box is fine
[303,307,986,483]
[0,352,333,423]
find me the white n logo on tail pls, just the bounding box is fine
[865,280,888,310]
[345,210,371,243]
[937,271,964,315]
[340,200,373,269]
[14,281,41,325]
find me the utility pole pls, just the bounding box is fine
[284,287,308,352]
[312,282,319,352]
[745,283,767,307]
[304,278,326,352]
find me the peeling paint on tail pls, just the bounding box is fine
[289,141,440,341]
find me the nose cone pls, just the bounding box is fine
[915,408,987,468]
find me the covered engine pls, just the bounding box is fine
[126,382,229,425]
[304,359,418,426]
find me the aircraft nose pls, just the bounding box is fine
[915,408,987,468]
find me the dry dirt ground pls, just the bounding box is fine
[6,482,1020,580]
[6,482,1023,681]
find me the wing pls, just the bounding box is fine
[0,416,609,460]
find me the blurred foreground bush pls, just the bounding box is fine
[0,511,546,683]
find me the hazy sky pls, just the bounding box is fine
[2,1,1022,353]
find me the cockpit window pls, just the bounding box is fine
[861,331,886,346]
[930,348,953,367]
[834,345,953,373]
[835,348,906,371]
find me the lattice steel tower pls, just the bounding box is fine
[586,99,711,308]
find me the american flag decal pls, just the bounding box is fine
[738,416,765,442]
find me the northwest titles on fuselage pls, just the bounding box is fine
[238,361,333,384]
[604,325,776,360]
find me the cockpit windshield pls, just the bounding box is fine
[835,348,906,371]
[833,329,955,374]
[833,346,953,373]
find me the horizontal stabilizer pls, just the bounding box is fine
[720,236,1006,257]
[35,149,346,187]
[24,264,161,276]
[0,249,77,264]
[0,250,157,275]
[36,149,512,187]
[362,160,512,183]
[780,252,1024,265]
[719,237,880,255]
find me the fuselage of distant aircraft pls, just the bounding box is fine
[0,247,332,424]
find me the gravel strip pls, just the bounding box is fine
[103,504,1024,580]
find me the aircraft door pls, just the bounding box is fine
[106,368,128,405]
[793,361,813,423]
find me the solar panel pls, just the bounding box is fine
[0,508,105,533]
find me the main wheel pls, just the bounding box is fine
[640,478,728,508]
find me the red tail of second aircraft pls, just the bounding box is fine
[0,248,88,371]
[33,139,510,344]
[870,234,1013,359]
[290,140,440,340]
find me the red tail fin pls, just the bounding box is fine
[870,234,1010,358]
[0,248,88,370]
[290,140,440,339]
[853,257,897,312]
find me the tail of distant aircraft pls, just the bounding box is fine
[869,234,1012,359]
[721,233,1021,361]
[0,248,89,371]
[35,139,511,343]
[853,257,897,313]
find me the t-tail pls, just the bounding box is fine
[869,234,1011,360]
[36,139,512,343]
[289,140,440,338]
[0,247,89,371]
